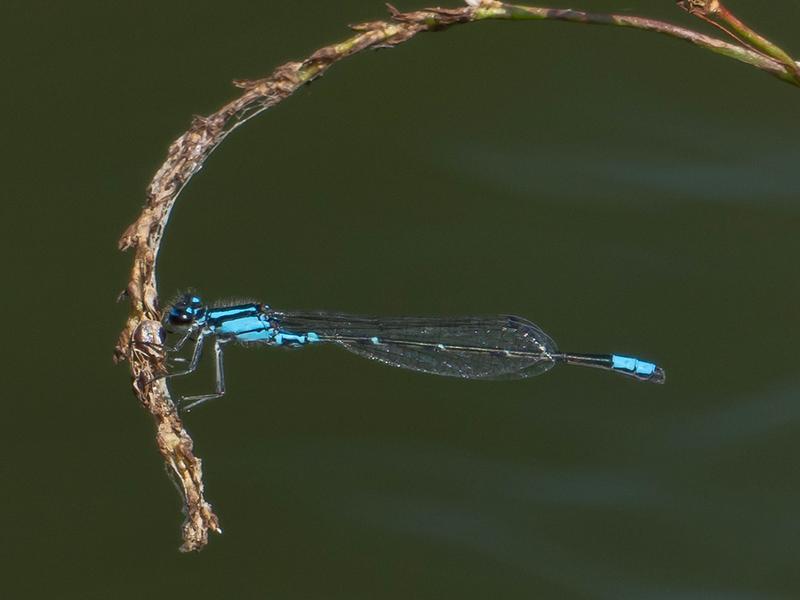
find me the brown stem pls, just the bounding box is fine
[116,1,797,552]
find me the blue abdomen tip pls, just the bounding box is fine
[612,355,657,377]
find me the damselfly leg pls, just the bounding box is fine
[180,338,230,411]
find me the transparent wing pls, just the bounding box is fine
[273,312,559,380]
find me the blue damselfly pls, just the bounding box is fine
[161,294,665,411]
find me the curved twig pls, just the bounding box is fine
[115,0,797,551]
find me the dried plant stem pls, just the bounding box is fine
[115,1,798,552]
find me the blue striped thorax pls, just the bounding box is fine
[208,303,275,344]
[164,294,322,347]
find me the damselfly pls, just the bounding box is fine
[161,294,665,411]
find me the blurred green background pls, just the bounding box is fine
[4,1,800,598]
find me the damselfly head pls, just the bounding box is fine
[165,293,205,330]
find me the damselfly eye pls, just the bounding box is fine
[167,310,194,325]
[165,294,205,327]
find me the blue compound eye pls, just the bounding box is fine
[167,294,205,325]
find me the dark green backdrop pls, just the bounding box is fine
[4,1,800,598]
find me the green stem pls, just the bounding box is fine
[714,4,800,82]
[474,3,796,85]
